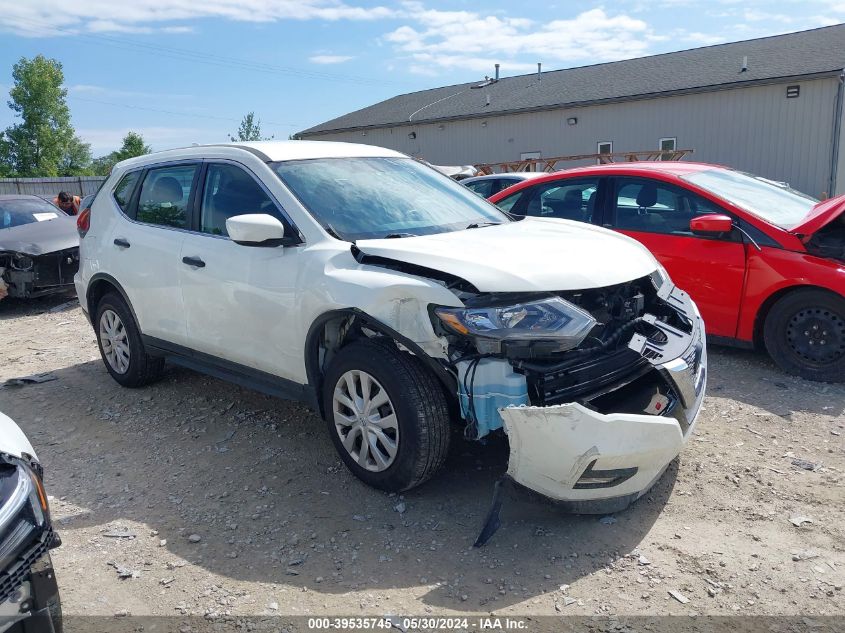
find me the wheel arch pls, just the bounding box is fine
[86,274,140,328]
[304,308,456,418]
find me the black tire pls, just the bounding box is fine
[763,288,845,382]
[322,337,451,492]
[94,292,165,387]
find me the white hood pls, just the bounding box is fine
[355,217,659,292]
[0,411,37,461]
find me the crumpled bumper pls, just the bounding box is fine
[501,286,707,512]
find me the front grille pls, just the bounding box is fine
[525,347,650,406]
[0,528,53,605]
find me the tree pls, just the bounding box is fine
[0,55,89,176]
[58,135,93,176]
[90,131,152,175]
[229,112,273,142]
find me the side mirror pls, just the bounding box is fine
[226,214,300,247]
[690,214,733,235]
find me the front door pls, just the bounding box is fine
[178,161,302,380]
[607,176,747,338]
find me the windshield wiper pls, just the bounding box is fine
[465,221,502,229]
[383,232,416,239]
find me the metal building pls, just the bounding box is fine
[299,24,845,197]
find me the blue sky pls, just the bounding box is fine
[1,0,843,157]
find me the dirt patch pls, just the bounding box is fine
[0,295,843,623]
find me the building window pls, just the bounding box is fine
[786,85,800,98]
[597,142,612,164]
[658,137,677,161]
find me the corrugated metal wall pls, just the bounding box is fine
[0,176,106,197]
[304,78,841,198]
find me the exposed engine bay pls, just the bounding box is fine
[0,248,79,299]
[805,214,845,262]
[430,273,700,441]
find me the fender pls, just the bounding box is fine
[305,308,457,417]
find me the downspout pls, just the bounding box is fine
[828,68,845,197]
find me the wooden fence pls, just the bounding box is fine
[0,176,107,198]
[474,149,693,174]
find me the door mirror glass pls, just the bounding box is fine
[690,214,733,235]
[226,214,299,247]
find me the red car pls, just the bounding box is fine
[487,162,845,382]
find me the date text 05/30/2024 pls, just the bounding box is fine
[307,617,528,630]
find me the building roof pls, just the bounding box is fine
[301,24,845,136]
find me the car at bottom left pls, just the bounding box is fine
[0,412,61,633]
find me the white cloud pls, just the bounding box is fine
[309,54,354,64]
[0,0,397,36]
[385,7,655,75]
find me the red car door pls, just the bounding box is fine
[607,176,747,339]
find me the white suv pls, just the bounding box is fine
[75,141,706,511]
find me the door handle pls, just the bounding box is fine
[113,238,130,248]
[182,256,206,268]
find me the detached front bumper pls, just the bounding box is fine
[0,551,60,633]
[501,286,706,512]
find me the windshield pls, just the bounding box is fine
[0,198,64,229]
[271,157,509,241]
[682,168,818,229]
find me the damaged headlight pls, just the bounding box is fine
[0,457,50,572]
[434,297,597,354]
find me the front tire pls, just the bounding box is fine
[763,288,845,382]
[94,292,165,387]
[322,338,451,492]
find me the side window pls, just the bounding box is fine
[494,190,523,213]
[136,165,197,229]
[113,170,141,215]
[200,163,276,236]
[613,177,725,235]
[465,179,494,198]
[516,179,599,223]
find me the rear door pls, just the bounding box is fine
[607,176,746,338]
[178,161,303,379]
[105,162,199,345]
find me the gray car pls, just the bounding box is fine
[461,172,546,198]
[0,195,79,299]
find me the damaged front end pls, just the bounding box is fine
[431,269,706,512]
[0,249,79,300]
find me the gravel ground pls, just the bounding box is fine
[0,294,843,628]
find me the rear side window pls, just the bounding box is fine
[465,180,494,198]
[113,171,141,214]
[136,165,197,229]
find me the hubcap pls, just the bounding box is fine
[786,306,845,365]
[332,370,398,472]
[99,309,131,374]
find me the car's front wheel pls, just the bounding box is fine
[322,338,451,492]
[95,292,165,387]
[763,288,845,382]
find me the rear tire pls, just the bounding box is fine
[763,288,845,382]
[94,292,165,387]
[322,338,451,492]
